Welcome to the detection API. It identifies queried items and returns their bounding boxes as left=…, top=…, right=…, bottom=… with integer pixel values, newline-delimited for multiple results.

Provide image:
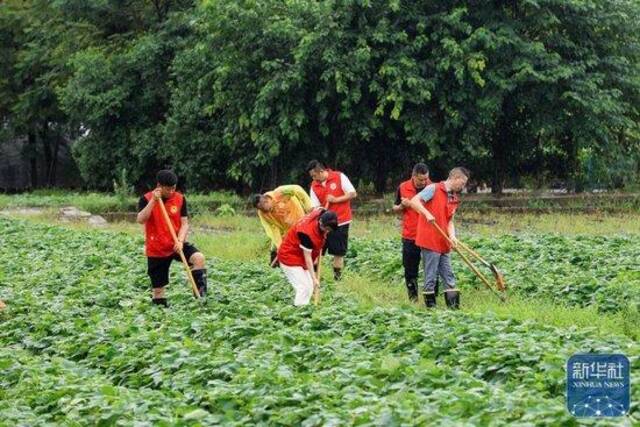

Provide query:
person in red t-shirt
left=409, top=167, right=469, bottom=309
left=306, top=160, right=357, bottom=281
left=392, top=163, right=431, bottom=302
left=277, top=209, right=338, bottom=306
left=136, top=170, right=208, bottom=307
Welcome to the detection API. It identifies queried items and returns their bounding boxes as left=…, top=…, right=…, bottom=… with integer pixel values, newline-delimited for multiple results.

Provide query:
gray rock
left=88, top=215, right=108, bottom=227
left=59, top=206, right=92, bottom=220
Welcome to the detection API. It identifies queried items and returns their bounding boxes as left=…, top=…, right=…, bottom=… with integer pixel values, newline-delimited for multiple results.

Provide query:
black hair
left=319, top=210, right=338, bottom=232
left=412, top=163, right=429, bottom=176
left=249, top=194, right=263, bottom=208
left=306, top=159, right=326, bottom=173
left=156, top=170, right=178, bottom=186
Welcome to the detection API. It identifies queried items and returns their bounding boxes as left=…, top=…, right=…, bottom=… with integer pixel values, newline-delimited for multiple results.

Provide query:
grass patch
left=459, top=211, right=640, bottom=235
left=0, top=190, right=246, bottom=215
left=337, top=272, right=639, bottom=341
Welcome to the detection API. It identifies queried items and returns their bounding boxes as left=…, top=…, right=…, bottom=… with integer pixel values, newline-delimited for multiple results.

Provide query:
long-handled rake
left=157, top=198, right=201, bottom=299
left=429, top=220, right=507, bottom=302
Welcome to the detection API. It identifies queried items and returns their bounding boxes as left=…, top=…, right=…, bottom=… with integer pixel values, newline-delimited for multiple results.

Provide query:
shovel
left=456, top=240, right=507, bottom=291
left=157, top=197, right=201, bottom=299
left=313, top=204, right=331, bottom=305
left=428, top=219, right=506, bottom=302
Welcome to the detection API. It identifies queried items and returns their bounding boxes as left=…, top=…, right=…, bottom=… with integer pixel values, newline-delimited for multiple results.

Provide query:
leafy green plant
left=347, top=234, right=640, bottom=314
left=215, top=204, right=236, bottom=217
left=0, top=218, right=638, bottom=425
left=113, top=168, right=134, bottom=210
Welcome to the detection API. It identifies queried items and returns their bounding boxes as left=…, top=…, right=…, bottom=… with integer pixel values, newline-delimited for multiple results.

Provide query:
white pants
left=280, top=264, right=314, bottom=306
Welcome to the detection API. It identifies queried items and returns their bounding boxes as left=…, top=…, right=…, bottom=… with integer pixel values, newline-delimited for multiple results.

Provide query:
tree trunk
left=49, top=135, right=61, bottom=186
left=491, top=99, right=514, bottom=195
left=563, top=134, right=582, bottom=193
left=490, top=133, right=507, bottom=195
left=27, top=132, right=38, bottom=189
left=268, top=154, right=279, bottom=189
left=328, top=127, right=339, bottom=167
left=41, top=123, right=53, bottom=187
left=373, top=134, right=387, bottom=194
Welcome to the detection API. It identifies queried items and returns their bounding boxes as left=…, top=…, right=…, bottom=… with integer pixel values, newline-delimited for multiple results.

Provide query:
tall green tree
left=59, top=1, right=196, bottom=189
left=0, top=0, right=94, bottom=187
left=3, top=0, right=639, bottom=192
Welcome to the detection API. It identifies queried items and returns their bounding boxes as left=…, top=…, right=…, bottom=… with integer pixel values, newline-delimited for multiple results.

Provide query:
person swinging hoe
left=137, top=170, right=208, bottom=307
left=410, top=167, right=469, bottom=309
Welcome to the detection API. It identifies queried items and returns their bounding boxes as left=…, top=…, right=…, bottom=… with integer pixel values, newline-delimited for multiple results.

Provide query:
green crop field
left=0, top=210, right=638, bottom=425
left=3, top=0, right=640, bottom=423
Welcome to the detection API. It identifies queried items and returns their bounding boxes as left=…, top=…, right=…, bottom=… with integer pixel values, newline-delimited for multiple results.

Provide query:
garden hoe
left=456, top=240, right=507, bottom=292
left=313, top=252, right=322, bottom=305
left=157, top=198, right=201, bottom=299
left=429, top=219, right=507, bottom=302
left=313, top=203, right=330, bottom=305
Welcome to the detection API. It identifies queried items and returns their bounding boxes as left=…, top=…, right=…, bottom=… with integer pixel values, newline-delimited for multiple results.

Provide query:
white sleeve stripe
left=340, top=173, right=356, bottom=193
left=310, top=188, right=321, bottom=207
left=299, top=244, right=313, bottom=252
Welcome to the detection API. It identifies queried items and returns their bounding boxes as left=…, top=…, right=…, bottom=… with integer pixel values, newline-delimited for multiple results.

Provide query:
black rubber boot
left=406, top=279, right=418, bottom=302
left=434, top=277, right=440, bottom=297
left=151, top=298, right=169, bottom=308
left=333, top=267, right=342, bottom=281
left=192, top=269, right=208, bottom=298
left=424, top=292, right=436, bottom=308
left=444, top=290, right=460, bottom=310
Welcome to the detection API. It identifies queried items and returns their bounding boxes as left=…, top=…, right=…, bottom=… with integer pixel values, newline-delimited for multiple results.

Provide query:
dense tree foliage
left=1, top=0, right=639, bottom=192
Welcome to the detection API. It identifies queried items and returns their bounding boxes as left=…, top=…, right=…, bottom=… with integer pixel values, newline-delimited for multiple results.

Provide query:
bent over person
left=137, top=170, right=208, bottom=307
left=251, top=185, right=313, bottom=265
left=277, top=209, right=338, bottom=306
left=410, top=167, right=469, bottom=309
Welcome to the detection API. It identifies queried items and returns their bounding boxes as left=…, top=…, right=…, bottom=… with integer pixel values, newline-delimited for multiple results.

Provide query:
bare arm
left=137, top=198, right=156, bottom=224
left=409, top=194, right=435, bottom=221
left=447, top=219, right=457, bottom=246
left=393, top=198, right=413, bottom=213
left=137, top=188, right=162, bottom=224
left=303, top=250, right=319, bottom=285
left=177, top=217, right=189, bottom=243
left=392, top=202, right=404, bottom=213
left=328, top=191, right=357, bottom=204
left=328, top=173, right=358, bottom=204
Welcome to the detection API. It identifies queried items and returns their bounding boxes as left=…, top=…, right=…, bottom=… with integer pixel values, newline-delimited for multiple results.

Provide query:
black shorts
left=324, top=223, right=350, bottom=256
left=147, top=242, right=199, bottom=288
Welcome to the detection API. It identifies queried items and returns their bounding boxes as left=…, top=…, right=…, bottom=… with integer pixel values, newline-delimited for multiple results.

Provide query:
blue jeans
left=421, top=249, right=456, bottom=294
